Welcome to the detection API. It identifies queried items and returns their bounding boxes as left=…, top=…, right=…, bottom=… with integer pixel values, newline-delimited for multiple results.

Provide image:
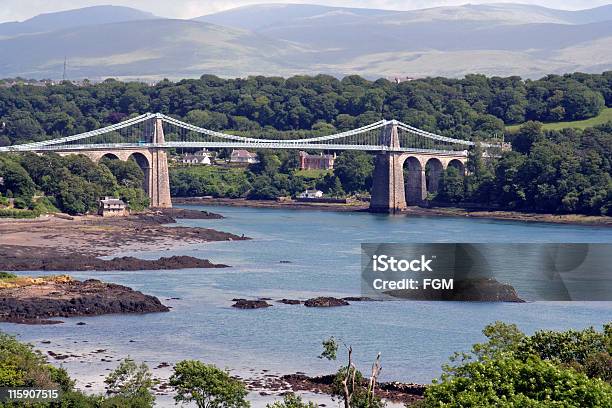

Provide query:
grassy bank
left=506, top=107, right=612, bottom=132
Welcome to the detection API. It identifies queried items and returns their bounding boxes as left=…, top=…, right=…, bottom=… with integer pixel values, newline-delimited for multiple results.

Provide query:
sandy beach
left=0, top=209, right=241, bottom=257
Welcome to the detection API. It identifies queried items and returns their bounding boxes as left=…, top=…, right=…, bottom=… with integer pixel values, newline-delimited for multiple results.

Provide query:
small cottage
left=181, top=150, right=212, bottom=165
left=98, top=197, right=128, bottom=217
left=230, top=149, right=259, bottom=164
left=298, top=189, right=324, bottom=199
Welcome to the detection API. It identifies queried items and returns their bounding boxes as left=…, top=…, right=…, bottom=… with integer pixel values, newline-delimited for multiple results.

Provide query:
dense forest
left=1, top=72, right=611, bottom=147
left=0, top=72, right=611, bottom=216
left=170, top=119, right=611, bottom=216
left=0, top=153, right=148, bottom=215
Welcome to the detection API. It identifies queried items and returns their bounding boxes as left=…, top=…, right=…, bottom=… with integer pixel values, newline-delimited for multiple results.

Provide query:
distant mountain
left=195, top=3, right=393, bottom=31
left=0, top=19, right=302, bottom=79
left=1, top=3, right=612, bottom=80
left=0, top=5, right=156, bottom=38
left=196, top=3, right=612, bottom=29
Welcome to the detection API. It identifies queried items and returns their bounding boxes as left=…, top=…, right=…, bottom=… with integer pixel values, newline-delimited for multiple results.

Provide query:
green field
left=294, top=169, right=332, bottom=178
left=506, top=107, right=612, bottom=132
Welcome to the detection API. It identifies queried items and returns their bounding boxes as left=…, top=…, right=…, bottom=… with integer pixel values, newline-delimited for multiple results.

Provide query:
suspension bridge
left=0, top=113, right=502, bottom=212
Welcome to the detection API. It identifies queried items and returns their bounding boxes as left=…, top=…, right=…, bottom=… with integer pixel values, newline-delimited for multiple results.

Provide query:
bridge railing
left=0, top=113, right=502, bottom=154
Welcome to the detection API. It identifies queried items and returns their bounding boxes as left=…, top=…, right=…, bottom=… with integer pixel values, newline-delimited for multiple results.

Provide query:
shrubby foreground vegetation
left=1, top=322, right=610, bottom=407
left=421, top=322, right=612, bottom=407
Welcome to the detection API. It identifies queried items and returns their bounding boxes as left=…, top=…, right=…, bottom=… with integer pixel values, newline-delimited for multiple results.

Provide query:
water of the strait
left=2, top=205, right=611, bottom=405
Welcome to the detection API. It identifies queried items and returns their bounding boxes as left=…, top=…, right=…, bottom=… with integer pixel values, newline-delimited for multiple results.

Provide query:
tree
left=247, top=175, right=279, bottom=200
left=424, top=322, right=612, bottom=407
left=64, top=154, right=117, bottom=194
left=117, top=187, right=149, bottom=211
left=104, top=358, right=155, bottom=407
left=437, top=167, right=464, bottom=204
left=1, top=110, right=45, bottom=144
left=56, top=175, right=102, bottom=215
left=494, top=152, right=527, bottom=209
left=424, top=355, right=612, bottom=407
left=266, top=393, right=318, bottom=408
left=317, top=174, right=345, bottom=197
left=249, top=151, right=281, bottom=175
left=0, top=330, right=156, bottom=407
left=319, top=337, right=384, bottom=408
left=101, top=158, right=144, bottom=188
left=0, top=156, right=37, bottom=201
left=511, top=121, right=543, bottom=154
left=169, top=360, right=250, bottom=408
left=334, top=151, right=374, bottom=193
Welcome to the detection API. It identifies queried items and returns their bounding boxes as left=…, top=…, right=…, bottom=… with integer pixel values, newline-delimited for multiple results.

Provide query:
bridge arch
left=99, top=152, right=121, bottom=162
left=128, top=152, right=151, bottom=169
left=403, top=156, right=425, bottom=205
left=127, top=152, right=152, bottom=196
left=447, top=159, right=466, bottom=175
left=425, top=158, right=444, bottom=194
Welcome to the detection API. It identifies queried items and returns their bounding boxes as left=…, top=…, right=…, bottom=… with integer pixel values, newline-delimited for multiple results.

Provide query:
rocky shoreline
left=0, top=251, right=229, bottom=272
left=0, top=208, right=247, bottom=271
left=175, top=197, right=612, bottom=226
left=173, top=197, right=369, bottom=212
left=0, top=208, right=240, bottom=323
left=0, top=275, right=169, bottom=324
left=244, top=373, right=426, bottom=405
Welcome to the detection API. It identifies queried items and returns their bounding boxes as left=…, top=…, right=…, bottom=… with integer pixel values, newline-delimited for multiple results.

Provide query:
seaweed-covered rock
left=304, top=297, right=349, bottom=307
left=232, top=299, right=272, bottom=309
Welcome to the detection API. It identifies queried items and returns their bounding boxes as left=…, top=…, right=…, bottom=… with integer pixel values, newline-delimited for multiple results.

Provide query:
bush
left=169, top=360, right=249, bottom=408
left=12, top=197, right=30, bottom=209
left=425, top=355, right=612, bottom=407
left=0, top=330, right=158, bottom=407
left=424, top=322, right=612, bottom=407
left=0, top=208, right=37, bottom=218
left=104, top=358, right=155, bottom=407
left=0, top=331, right=62, bottom=388
left=331, top=366, right=364, bottom=397
left=0, top=272, right=17, bottom=279
left=266, top=393, right=318, bottom=408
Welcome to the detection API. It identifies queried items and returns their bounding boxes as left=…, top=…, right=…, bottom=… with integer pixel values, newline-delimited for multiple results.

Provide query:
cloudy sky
left=1, top=0, right=610, bottom=23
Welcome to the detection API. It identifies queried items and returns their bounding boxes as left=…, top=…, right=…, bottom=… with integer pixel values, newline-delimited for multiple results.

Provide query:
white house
left=181, top=150, right=212, bottom=165
left=298, top=189, right=324, bottom=199
left=230, top=149, right=259, bottom=164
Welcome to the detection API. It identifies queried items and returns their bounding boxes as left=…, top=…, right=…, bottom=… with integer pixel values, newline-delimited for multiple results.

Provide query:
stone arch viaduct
left=0, top=113, right=494, bottom=213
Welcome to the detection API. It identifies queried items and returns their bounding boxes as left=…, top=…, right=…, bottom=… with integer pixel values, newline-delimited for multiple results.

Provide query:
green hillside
left=506, top=107, right=612, bottom=132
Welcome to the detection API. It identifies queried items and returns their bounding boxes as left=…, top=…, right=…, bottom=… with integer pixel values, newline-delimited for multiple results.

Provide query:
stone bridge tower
left=368, top=121, right=468, bottom=213
left=370, top=121, right=408, bottom=213
left=149, top=116, right=172, bottom=208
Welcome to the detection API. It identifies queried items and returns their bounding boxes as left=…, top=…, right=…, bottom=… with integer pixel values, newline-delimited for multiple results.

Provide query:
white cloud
left=0, top=0, right=610, bottom=23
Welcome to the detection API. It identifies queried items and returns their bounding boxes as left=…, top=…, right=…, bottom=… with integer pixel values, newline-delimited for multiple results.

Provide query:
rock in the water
left=278, top=299, right=302, bottom=305
left=0, top=276, right=169, bottom=324
left=385, top=278, right=524, bottom=302
left=232, top=299, right=272, bottom=309
left=304, top=297, right=349, bottom=307
left=342, top=296, right=375, bottom=302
